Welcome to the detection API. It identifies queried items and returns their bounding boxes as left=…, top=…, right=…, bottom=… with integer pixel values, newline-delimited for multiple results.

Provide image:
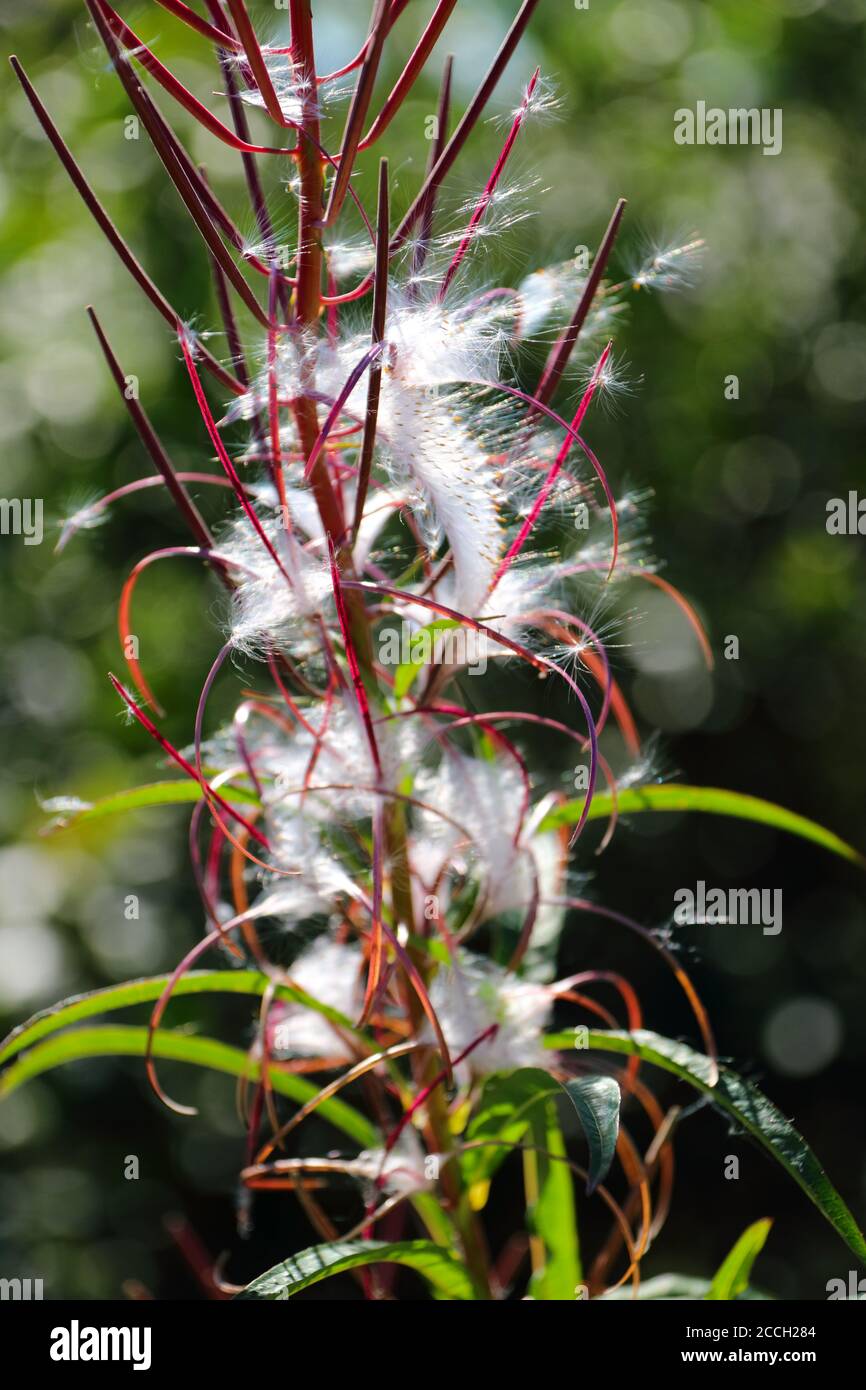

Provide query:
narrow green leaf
left=462, top=1068, right=619, bottom=1210
left=538, top=784, right=864, bottom=867
left=237, top=1238, right=474, bottom=1300
left=461, top=1068, right=560, bottom=1191
left=45, top=779, right=259, bottom=830
left=544, top=1029, right=866, bottom=1266
left=601, top=1274, right=772, bottom=1301
left=707, top=1218, right=773, bottom=1300
left=0, top=970, right=357, bottom=1067
left=525, top=1100, right=582, bottom=1299
left=411, top=1193, right=456, bottom=1249
left=0, top=1025, right=377, bottom=1146
left=392, top=619, right=461, bottom=699
left=560, top=1075, right=621, bottom=1193
left=0, top=1018, right=453, bottom=1251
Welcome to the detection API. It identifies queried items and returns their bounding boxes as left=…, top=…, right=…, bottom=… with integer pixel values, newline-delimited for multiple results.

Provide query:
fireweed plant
left=4, top=0, right=866, bottom=1302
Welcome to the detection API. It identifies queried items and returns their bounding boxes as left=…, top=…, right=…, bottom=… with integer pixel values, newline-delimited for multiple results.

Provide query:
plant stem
left=290, top=0, right=344, bottom=542
left=387, top=802, right=493, bottom=1298
left=289, top=0, right=491, bottom=1297
left=290, top=0, right=324, bottom=325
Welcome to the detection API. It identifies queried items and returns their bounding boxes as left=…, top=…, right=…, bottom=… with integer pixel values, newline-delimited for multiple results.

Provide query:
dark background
left=1, top=0, right=865, bottom=1299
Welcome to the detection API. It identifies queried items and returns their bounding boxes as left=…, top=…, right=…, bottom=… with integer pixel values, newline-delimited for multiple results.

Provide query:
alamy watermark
left=0, top=497, right=43, bottom=545
left=674, top=102, right=782, bottom=157
left=826, top=492, right=866, bottom=534
left=378, top=622, right=487, bottom=676
left=50, top=1321, right=152, bottom=1371
left=1, top=1276, right=43, bottom=1299
left=673, top=881, right=782, bottom=936
left=826, top=1271, right=866, bottom=1299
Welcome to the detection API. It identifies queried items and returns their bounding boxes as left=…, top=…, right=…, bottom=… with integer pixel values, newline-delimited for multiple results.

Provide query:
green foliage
left=544, top=1029, right=866, bottom=1268
left=237, top=1239, right=474, bottom=1301
left=0, top=969, right=357, bottom=1066
left=707, top=1219, right=773, bottom=1301
left=524, top=1100, right=582, bottom=1299
left=44, top=779, right=259, bottom=830
left=0, top=1025, right=377, bottom=1146
left=541, top=784, right=864, bottom=867
left=560, top=1075, right=621, bottom=1194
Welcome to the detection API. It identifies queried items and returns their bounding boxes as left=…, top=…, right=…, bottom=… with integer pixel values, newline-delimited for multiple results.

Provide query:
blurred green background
left=1, top=0, right=866, bottom=1299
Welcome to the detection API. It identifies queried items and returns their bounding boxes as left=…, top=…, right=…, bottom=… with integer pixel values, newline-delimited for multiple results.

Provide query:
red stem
left=535, top=198, right=627, bottom=406
left=357, top=0, right=458, bottom=152
left=411, top=53, right=453, bottom=283
left=154, top=0, right=240, bottom=50
left=86, top=309, right=215, bottom=554
left=108, top=675, right=269, bottom=848
left=325, top=0, right=391, bottom=225
left=352, top=160, right=390, bottom=542
left=437, top=67, right=540, bottom=301
left=87, top=0, right=271, bottom=329
left=8, top=56, right=243, bottom=397
left=289, top=0, right=345, bottom=543
left=225, top=0, right=286, bottom=128
left=95, top=0, right=297, bottom=154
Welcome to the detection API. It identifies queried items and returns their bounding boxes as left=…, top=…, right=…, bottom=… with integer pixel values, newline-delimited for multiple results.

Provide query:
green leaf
left=707, top=1218, right=773, bottom=1300
left=0, top=1015, right=454, bottom=1251
left=538, top=784, right=864, bottom=867
left=545, top=1028, right=866, bottom=1267
left=524, top=1100, right=582, bottom=1299
left=0, top=1025, right=377, bottom=1146
left=392, top=619, right=462, bottom=699
left=601, top=1274, right=772, bottom=1301
left=561, top=1075, right=621, bottom=1193
left=237, top=1239, right=474, bottom=1300
left=462, top=1068, right=560, bottom=1192
left=462, top=1068, right=619, bottom=1202
left=45, top=779, right=259, bottom=830
left=0, top=970, right=357, bottom=1068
